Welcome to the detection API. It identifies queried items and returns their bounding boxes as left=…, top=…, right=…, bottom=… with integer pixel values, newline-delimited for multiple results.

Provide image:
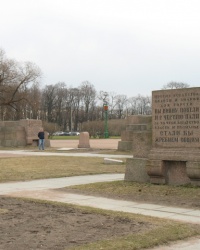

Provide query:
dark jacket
left=38, top=131, right=45, bottom=139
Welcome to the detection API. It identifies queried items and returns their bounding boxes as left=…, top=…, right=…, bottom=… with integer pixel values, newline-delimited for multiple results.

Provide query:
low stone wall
left=0, top=119, right=50, bottom=147
left=118, top=115, right=152, bottom=153
left=125, top=158, right=150, bottom=183
left=19, top=119, right=42, bottom=145
left=0, top=126, right=26, bottom=147
left=120, top=115, right=152, bottom=184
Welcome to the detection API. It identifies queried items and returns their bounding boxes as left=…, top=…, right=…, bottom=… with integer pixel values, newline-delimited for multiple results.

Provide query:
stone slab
left=78, top=132, right=90, bottom=148
left=104, top=158, right=123, bottom=164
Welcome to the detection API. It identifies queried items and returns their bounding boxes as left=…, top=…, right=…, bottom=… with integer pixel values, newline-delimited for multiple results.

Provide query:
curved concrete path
left=0, top=149, right=132, bottom=159
left=1, top=174, right=200, bottom=250
left=0, top=174, right=124, bottom=195
left=0, top=142, right=199, bottom=249
left=2, top=174, right=199, bottom=225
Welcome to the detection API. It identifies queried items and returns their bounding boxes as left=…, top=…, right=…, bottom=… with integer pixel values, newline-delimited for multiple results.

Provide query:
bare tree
left=0, top=48, right=42, bottom=112
left=42, top=85, right=57, bottom=122
left=54, top=82, right=68, bottom=127
left=107, top=92, right=118, bottom=119
left=136, top=95, right=151, bottom=115
left=67, top=87, right=81, bottom=131
left=97, top=91, right=109, bottom=119
left=127, top=95, right=151, bottom=115
left=26, top=83, right=42, bottom=119
left=162, top=81, right=190, bottom=89
left=114, top=95, right=128, bottom=119
left=98, top=91, right=109, bottom=104
left=127, top=96, right=138, bottom=115
left=80, top=81, right=96, bottom=121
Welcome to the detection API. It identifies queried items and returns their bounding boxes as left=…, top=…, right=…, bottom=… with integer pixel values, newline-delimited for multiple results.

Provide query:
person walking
left=38, top=129, right=45, bottom=150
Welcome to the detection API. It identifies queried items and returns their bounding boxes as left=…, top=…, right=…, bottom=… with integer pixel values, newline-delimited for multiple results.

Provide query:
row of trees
left=33, top=81, right=152, bottom=132
left=0, top=48, right=190, bottom=133
left=0, top=48, right=152, bottom=132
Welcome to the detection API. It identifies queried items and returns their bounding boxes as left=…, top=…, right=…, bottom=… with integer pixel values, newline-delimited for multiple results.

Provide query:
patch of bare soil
left=0, top=196, right=151, bottom=250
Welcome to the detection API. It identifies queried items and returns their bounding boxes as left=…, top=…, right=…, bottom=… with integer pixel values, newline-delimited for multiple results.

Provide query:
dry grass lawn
left=0, top=156, right=125, bottom=182
left=0, top=154, right=200, bottom=249
left=61, top=181, right=200, bottom=209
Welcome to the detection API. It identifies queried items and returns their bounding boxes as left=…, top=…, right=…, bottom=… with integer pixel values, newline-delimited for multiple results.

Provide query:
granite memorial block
left=147, top=87, right=200, bottom=186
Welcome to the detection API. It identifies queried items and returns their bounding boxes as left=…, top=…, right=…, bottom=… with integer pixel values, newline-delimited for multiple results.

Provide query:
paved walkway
left=1, top=174, right=200, bottom=250
left=0, top=138, right=124, bottom=158
left=0, top=149, right=132, bottom=159
left=0, top=174, right=124, bottom=195
left=2, top=174, right=199, bottom=225
left=0, top=142, right=200, bottom=249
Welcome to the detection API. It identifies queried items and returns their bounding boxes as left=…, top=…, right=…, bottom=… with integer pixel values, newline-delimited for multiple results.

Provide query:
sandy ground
left=50, top=138, right=121, bottom=149
left=0, top=139, right=121, bottom=158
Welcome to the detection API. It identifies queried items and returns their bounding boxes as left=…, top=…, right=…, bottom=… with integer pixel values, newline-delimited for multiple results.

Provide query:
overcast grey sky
left=1, top=0, right=200, bottom=97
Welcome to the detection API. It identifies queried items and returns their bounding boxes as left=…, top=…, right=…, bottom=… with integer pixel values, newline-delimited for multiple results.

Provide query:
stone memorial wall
left=147, top=87, right=200, bottom=186
left=0, top=119, right=50, bottom=147
left=152, top=88, right=200, bottom=147
left=118, top=88, right=200, bottom=186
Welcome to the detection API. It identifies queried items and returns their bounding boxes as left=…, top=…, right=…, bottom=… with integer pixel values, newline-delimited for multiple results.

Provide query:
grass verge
left=52, top=201, right=200, bottom=250
left=70, top=224, right=200, bottom=250
left=0, top=156, right=125, bottom=182
left=1, top=154, right=199, bottom=249
left=60, top=180, right=200, bottom=209
left=64, top=180, right=200, bottom=198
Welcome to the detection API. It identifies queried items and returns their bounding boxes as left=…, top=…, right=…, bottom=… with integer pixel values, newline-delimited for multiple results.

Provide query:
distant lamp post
left=103, top=104, right=109, bottom=138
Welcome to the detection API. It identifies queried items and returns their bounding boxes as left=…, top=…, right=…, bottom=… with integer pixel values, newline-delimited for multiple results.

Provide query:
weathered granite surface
left=0, top=119, right=50, bottom=147
left=124, top=88, right=200, bottom=186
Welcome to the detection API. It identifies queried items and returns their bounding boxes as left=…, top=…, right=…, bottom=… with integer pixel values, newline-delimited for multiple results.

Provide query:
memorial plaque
left=152, top=87, right=200, bottom=148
